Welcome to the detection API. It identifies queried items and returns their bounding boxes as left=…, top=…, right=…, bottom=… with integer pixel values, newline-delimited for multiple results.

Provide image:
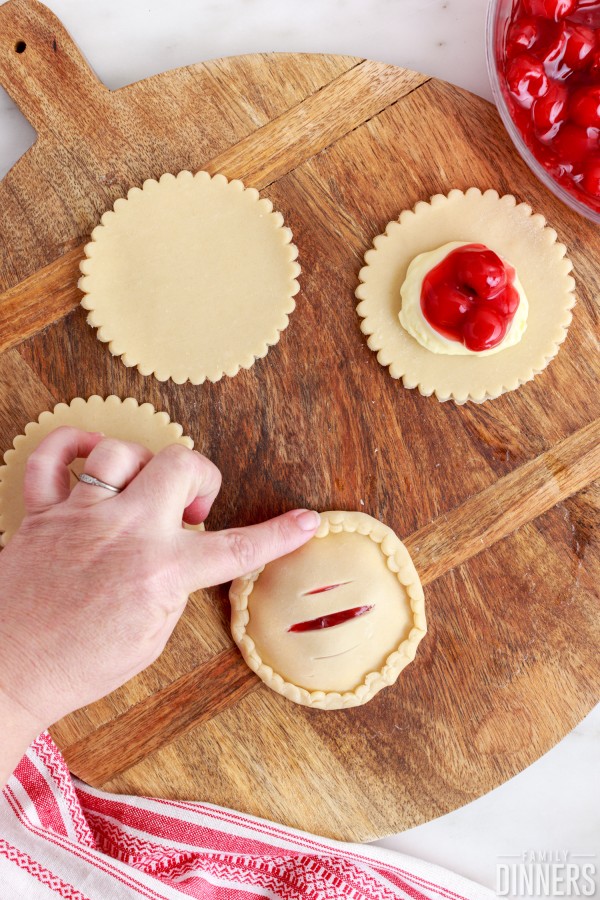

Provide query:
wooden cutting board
left=0, top=0, right=599, bottom=842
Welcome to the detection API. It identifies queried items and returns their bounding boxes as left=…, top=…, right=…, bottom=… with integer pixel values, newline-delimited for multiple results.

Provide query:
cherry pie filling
left=501, top=0, right=600, bottom=213
left=420, top=243, right=521, bottom=352
left=289, top=605, right=374, bottom=632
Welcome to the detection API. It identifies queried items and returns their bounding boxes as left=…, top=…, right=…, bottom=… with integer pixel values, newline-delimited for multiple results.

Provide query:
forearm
left=0, top=689, right=42, bottom=790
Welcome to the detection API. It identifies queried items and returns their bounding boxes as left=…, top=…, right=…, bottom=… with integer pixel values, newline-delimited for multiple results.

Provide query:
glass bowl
left=486, top=0, right=600, bottom=225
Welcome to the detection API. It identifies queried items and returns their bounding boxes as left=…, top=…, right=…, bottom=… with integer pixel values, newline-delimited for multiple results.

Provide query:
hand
left=0, top=427, right=319, bottom=781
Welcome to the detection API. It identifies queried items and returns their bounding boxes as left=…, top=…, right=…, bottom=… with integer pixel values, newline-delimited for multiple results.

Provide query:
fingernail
left=294, top=509, right=321, bottom=531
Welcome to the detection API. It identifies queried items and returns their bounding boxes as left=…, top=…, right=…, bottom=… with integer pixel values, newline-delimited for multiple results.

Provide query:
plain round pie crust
left=0, top=396, right=194, bottom=545
left=230, top=510, right=426, bottom=710
left=79, top=170, right=300, bottom=385
left=355, top=188, right=576, bottom=403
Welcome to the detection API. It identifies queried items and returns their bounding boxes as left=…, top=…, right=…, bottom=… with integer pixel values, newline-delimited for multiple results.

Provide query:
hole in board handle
left=15, top=41, right=27, bottom=54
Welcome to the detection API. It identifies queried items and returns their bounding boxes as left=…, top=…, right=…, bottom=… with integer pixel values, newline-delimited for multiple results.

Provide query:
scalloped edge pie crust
left=79, top=170, right=301, bottom=385
left=230, top=510, right=426, bottom=710
left=355, top=188, right=576, bottom=404
left=0, top=396, right=194, bottom=545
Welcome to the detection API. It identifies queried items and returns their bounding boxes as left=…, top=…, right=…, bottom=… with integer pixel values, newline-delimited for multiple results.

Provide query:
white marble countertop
left=0, top=0, right=598, bottom=893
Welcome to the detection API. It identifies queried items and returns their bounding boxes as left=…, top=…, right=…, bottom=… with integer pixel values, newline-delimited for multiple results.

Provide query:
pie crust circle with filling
left=355, top=188, right=576, bottom=403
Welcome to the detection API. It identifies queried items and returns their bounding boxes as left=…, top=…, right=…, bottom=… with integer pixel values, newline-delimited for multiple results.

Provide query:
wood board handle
left=0, top=0, right=108, bottom=135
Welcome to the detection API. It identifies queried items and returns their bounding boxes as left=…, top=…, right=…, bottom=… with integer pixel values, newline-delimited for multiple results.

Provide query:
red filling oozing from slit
left=289, top=605, right=373, bottom=633
left=304, top=582, right=351, bottom=595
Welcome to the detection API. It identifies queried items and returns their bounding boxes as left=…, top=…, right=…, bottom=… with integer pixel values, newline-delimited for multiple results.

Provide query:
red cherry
left=494, top=284, right=521, bottom=317
left=532, top=81, right=569, bottom=137
left=507, top=17, right=549, bottom=56
left=422, top=284, right=471, bottom=330
left=552, top=122, right=600, bottom=167
left=454, top=247, right=507, bottom=299
left=462, top=308, right=507, bottom=353
left=570, top=85, right=600, bottom=128
left=538, top=23, right=595, bottom=79
left=506, top=54, right=549, bottom=108
left=589, top=46, right=600, bottom=79
left=537, top=24, right=569, bottom=78
left=562, top=24, right=596, bottom=69
left=522, top=0, right=578, bottom=20
left=581, top=154, right=600, bottom=198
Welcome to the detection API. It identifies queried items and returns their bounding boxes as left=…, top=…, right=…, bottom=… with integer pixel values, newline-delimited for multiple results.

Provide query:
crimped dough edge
left=79, top=170, right=301, bottom=385
left=0, top=395, right=193, bottom=546
left=229, top=510, right=426, bottom=710
left=355, top=187, right=576, bottom=404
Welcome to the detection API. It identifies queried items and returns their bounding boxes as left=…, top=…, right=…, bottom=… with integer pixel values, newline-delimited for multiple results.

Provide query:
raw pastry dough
left=356, top=188, right=576, bottom=403
left=230, top=511, right=426, bottom=710
left=79, top=171, right=300, bottom=384
left=0, top=396, right=194, bottom=545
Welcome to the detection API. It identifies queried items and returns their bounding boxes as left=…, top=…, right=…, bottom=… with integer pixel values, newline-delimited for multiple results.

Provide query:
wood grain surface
left=0, top=0, right=598, bottom=842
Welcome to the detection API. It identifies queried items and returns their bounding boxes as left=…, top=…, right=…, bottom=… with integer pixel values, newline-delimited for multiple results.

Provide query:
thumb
left=178, top=509, right=321, bottom=590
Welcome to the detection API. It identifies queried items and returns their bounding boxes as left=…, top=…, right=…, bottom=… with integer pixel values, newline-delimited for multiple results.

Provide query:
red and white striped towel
left=0, top=733, right=492, bottom=899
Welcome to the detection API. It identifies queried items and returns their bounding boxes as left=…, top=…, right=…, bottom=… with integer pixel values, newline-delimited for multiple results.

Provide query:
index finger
left=24, top=427, right=104, bottom=514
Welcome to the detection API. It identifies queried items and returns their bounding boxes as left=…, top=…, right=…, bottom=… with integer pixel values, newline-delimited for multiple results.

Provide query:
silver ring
left=77, top=473, right=122, bottom=494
